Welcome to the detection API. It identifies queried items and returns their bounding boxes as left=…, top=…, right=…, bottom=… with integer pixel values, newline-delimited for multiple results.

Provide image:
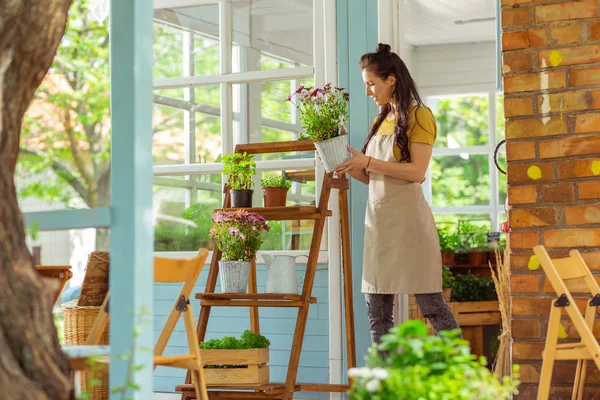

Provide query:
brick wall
left=501, top=0, right=600, bottom=398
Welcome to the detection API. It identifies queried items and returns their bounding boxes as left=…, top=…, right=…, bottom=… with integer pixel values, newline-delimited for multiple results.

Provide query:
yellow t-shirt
left=374, top=105, right=437, bottom=161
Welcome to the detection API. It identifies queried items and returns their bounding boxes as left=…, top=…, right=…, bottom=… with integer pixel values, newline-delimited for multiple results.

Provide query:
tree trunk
left=0, top=1, right=74, bottom=399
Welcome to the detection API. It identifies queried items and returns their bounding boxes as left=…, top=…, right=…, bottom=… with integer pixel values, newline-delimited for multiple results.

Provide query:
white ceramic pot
left=263, top=254, right=303, bottom=294
left=219, top=260, right=251, bottom=293
left=313, top=134, right=350, bottom=173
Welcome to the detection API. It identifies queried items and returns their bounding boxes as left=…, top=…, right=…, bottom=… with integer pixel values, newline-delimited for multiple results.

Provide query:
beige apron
left=362, top=134, right=442, bottom=294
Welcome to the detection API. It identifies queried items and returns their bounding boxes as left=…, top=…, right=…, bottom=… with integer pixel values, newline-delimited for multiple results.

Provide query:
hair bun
left=375, top=43, right=391, bottom=55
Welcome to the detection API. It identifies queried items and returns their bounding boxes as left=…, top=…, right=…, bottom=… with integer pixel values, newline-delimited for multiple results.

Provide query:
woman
left=335, top=43, right=460, bottom=345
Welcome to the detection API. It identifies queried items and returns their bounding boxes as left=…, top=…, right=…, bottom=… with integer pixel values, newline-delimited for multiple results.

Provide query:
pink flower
left=285, top=93, right=294, bottom=102
left=295, top=85, right=306, bottom=94
left=239, top=233, right=246, bottom=240
left=229, top=227, right=240, bottom=237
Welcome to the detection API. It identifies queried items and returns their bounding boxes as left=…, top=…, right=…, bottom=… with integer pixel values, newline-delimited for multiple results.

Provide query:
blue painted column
left=337, top=0, right=379, bottom=373
left=109, top=1, right=154, bottom=398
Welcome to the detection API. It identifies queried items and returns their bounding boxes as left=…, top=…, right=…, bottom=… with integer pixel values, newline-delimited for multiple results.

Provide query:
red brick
left=582, top=251, right=600, bottom=270
left=512, top=297, right=553, bottom=317
left=513, top=341, right=545, bottom=360
left=544, top=228, right=600, bottom=247
left=502, top=53, right=533, bottom=74
left=510, top=207, right=558, bottom=227
left=539, top=134, right=600, bottom=159
left=539, top=45, right=600, bottom=67
left=505, top=71, right=566, bottom=94
left=557, top=158, right=600, bottom=179
left=549, top=25, right=581, bottom=45
left=575, top=113, right=600, bottom=133
left=511, top=274, right=540, bottom=292
left=506, top=140, right=536, bottom=161
left=512, top=319, right=541, bottom=339
left=508, top=162, right=554, bottom=183
left=579, top=181, right=600, bottom=199
left=510, top=252, right=537, bottom=271
left=571, top=67, right=600, bottom=86
left=502, top=8, right=533, bottom=29
left=541, top=183, right=574, bottom=203
left=535, top=1, right=598, bottom=23
left=519, top=362, right=600, bottom=385
left=510, top=230, right=540, bottom=248
left=508, top=185, right=538, bottom=204
left=543, top=273, right=600, bottom=293
left=565, top=204, right=600, bottom=225
left=538, top=90, right=600, bottom=113
left=504, top=97, right=534, bottom=117
left=554, top=320, right=600, bottom=343
left=591, top=22, right=600, bottom=41
left=506, top=118, right=567, bottom=139
left=502, top=32, right=531, bottom=51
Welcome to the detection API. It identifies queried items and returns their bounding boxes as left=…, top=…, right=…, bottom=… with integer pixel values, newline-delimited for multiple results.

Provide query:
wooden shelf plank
left=176, top=382, right=349, bottom=395
left=235, top=140, right=315, bottom=155
left=196, top=293, right=313, bottom=301
left=195, top=293, right=317, bottom=308
left=214, top=206, right=330, bottom=221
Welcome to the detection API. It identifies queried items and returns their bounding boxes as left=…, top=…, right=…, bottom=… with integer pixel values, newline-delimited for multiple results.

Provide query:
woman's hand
left=335, top=145, right=369, bottom=173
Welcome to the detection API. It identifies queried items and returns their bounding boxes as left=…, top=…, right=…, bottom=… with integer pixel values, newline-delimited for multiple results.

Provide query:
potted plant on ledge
left=437, top=226, right=459, bottom=266
left=210, top=210, right=270, bottom=293
left=223, top=152, right=256, bottom=208
left=261, top=175, right=292, bottom=207
left=286, top=83, right=350, bottom=173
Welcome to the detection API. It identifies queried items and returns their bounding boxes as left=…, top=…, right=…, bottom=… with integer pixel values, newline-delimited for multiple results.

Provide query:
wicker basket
left=63, top=300, right=109, bottom=400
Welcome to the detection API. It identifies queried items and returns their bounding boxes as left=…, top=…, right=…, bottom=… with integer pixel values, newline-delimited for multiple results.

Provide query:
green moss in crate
left=449, top=272, right=497, bottom=302
left=200, top=330, right=270, bottom=350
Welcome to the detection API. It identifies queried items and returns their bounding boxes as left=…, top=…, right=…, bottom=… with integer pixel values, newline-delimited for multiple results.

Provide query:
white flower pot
left=219, top=260, right=251, bottom=293
left=313, top=134, right=350, bottom=173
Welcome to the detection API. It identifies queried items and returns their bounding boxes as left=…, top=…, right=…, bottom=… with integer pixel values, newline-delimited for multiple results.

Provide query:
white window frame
left=151, top=0, right=337, bottom=259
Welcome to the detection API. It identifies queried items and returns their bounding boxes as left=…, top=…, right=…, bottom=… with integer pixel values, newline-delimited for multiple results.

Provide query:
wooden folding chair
left=85, top=249, right=209, bottom=400
left=534, top=245, right=600, bottom=400
left=35, top=265, right=73, bottom=304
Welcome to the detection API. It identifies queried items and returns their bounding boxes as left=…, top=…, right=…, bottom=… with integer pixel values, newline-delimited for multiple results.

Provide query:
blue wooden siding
left=152, top=263, right=330, bottom=399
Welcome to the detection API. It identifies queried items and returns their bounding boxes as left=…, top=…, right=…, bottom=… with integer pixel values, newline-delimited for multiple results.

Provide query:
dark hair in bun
left=359, top=43, right=426, bottom=163
left=375, top=43, right=391, bottom=55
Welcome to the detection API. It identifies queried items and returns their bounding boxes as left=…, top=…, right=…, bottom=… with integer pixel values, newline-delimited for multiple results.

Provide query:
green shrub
left=437, top=227, right=459, bottom=253
left=348, top=320, right=519, bottom=400
left=449, top=272, right=497, bottom=302
left=261, top=175, right=292, bottom=190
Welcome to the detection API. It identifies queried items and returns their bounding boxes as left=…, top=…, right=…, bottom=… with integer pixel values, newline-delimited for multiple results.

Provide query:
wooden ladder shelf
left=177, top=140, right=357, bottom=400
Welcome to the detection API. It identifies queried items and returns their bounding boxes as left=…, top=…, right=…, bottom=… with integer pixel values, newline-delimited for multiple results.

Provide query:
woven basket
left=63, top=300, right=109, bottom=400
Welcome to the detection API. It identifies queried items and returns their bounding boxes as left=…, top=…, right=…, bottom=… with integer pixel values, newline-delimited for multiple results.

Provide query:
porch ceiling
left=404, top=0, right=496, bottom=46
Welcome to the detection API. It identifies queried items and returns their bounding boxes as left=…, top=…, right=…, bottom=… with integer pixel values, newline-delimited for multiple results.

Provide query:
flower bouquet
left=210, top=210, right=270, bottom=293
left=286, top=83, right=350, bottom=173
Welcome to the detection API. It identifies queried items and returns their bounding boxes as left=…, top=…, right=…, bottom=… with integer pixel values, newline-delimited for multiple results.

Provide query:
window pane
left=262, top=80, right=292, bottom=122
left=431, top=155, right=490, bottom=207
left=154, top=5, right=220, bottom=78
left=232, top=0, right=313, bottom=72
left=153, top=104, right=185, bottom=165
left=497, top=152, right=507, bottom=206
left=496, top=93, right=505, bottom=143
left=429, top=94, right=489, bottom=148
left=153, top=174, right=221, bottom=252
left=195, top=112, right=221, bottom=163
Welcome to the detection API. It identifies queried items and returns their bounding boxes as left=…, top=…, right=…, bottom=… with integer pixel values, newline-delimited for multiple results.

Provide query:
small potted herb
left=222, top=152, right=256, bottom=208
left=286, top=83, right=350, bottom=173
left=468, top=226, right=491, bottom=266
left=209, top=210, right=270, bottom=293
left=437, top=226, right=459, bottom=266
left=261, top=175, right=292, bottom=207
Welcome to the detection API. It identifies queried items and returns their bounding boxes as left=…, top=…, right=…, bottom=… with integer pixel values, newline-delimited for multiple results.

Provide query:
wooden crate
left=201, top=348, right=269, bottom=386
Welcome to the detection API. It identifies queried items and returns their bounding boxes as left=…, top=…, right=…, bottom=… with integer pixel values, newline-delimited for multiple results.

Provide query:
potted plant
left=286, top=83, right=350, bottom=173
left=468, top=226, right=491, bottom=266
left=222, top=152, right=256, bottom=208
left=200, top=330, right=271, bottom=386
left=348, top=320, right=519, bottom=400
left=261, top=175, right=292, bottom=207
left=209, top=210, right=270, bottom=293
left=437, top=226, right=459, bottom=266
left=442, top=267, right=454, bottom=302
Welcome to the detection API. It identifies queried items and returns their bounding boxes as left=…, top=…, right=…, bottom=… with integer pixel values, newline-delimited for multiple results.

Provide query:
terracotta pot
left=441, top=252, right=455, bottom=266
left=231, top=189, right=253, bottom=208
left=263, top=188, right=288, bottom=207
left=467, top=251, right=489, bottom=266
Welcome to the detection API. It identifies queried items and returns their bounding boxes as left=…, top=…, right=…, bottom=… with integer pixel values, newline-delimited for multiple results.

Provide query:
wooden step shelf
left=196, top=293, right=317, bottom=307
left=181, top=141, right=356, bottom=400
left=214, top=206, right=331, bottom=221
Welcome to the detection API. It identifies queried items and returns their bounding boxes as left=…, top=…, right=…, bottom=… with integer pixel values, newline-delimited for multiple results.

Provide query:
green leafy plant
left=437, top=226, right=459, bottom=253
left=261, top=175, right=292, bottom=190
left=154, top=203, right=217, bottom=251
left=348, top=320, right=519, bottom=400
left=449, top=272, right=497, bottom=302
left=442, top=267, right=455, bottom=290
left=457, top=221, right=490, bottom=253
left=200, top=330, right=270, bottom=350
left=222, top=152, right=256, bottom=190
left=209, top=210, right=270, bottom=261
left=286, top=83, right=349, bottom=142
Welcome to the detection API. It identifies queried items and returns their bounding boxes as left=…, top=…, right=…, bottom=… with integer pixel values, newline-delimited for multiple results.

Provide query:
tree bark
left=0, top=1, right=74, bottom=399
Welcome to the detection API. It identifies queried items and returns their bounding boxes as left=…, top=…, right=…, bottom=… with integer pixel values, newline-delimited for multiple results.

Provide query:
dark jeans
left=365, top=292, right=461, bottom=345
